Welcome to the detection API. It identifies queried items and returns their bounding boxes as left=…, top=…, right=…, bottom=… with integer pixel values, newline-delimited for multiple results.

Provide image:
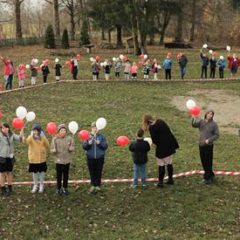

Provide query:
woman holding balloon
left=142, top=114, right=179, bottom=188
left=82, top=119, right=108, bottom=194
left=0, top=123, right=23, bottom=195
left=192, top=110, right=219, bottom=185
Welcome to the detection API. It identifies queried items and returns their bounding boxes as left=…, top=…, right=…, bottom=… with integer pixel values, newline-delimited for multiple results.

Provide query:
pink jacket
left=130, top=65, right=138, bottom=74
left=2, top=59, right=12, bottom=75
left=18, top=68, right=26, bottom=80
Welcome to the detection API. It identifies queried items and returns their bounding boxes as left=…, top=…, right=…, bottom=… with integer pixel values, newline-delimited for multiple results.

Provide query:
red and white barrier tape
left=12, top=170, right=240, bottom=186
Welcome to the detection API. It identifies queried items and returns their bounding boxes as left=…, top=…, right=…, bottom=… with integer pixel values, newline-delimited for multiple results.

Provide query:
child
left=82, top=122, right=108, bottom=194
left=200, top=49, right=209, bottom=79
left=91, top=60, right=100, bottom=81
left=163, top=54, right=172, bottom=80
left=103, top=59, right=112, bottom=80
left=209, top=53, right=217, bottom=79
left=114, top=59, right=122, bottom=79
left=217, top=56, right=226, bottom=78
left=177, top=53, right=188, bottom=79
left=54, top=58, right=62, bottom=81
left=1, top=56, right=11, bottom=89
left=23, top=123, right=49, bottom=193
left=17, top=64, right=26, bottom=88
left=30, top=59, right=38, bottom=85
left=50, top=124, right=75, bottom=195
left=151, top=58, right=159, bottom=80
left=129, top=128, right=150, bottom=189
left=41, top=61, right=50, bottom=84
left=123, top=59, right=131, bottom=80
left=227, top=53, right=240, bottom=78
left=142, top=59, right=150, bottom=80
left=71, top=56, right=78, bottom=80
left=130, top=62, right=138, bottom=80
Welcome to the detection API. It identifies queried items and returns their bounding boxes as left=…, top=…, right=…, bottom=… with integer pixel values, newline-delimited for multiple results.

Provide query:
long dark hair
left=1, top=123, right=12, bottom=135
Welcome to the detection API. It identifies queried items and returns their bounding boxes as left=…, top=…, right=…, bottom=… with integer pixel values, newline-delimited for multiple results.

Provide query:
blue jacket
left=217, top=59, right=226, bottom=70
left=82, top=133, right=108, bottom=159
left=163, top=59, right=172, bottom=70
left=200, top=53, right=209, bottom=67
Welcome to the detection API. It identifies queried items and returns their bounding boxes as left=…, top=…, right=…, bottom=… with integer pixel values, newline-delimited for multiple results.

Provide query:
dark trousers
left=158, top=164, right=173, bottom=182
left=165, top=69, right=171, bottom=79
left=219, top=69, right=224, bottom=78
left=72, top=66, right=78, bottom=80
left=115, top=72, right=120, bottom=78
left=43, top=75, right=48, bottom=83
left=201, top=66, right=207, bottom=78
left=56, top=163, right=70, bottom=189
left=6, top=74, right=13, bottom=90
left=199, top=145, right=214, bottom=180
left=210, top=68, right=215, bottom=78
left=87, top=157, right=104, bottom=187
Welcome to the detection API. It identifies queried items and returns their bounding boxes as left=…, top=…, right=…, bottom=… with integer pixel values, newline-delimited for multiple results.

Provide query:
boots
left=166, top=164, right=174, bottom=185
left=157, top=166, right=165, bottom=188
left=1, top=186, right=7, bottom=195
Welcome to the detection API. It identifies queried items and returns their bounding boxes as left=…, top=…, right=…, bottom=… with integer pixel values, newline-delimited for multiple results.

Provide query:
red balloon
left=0, top=111, right=3, bottom=118
left=12, top=118, right=24, bottom=129
left=116, top=136, right=130, bottom=146
left=78, top=130, right=90, bottom=140
left=189, top=106, right=201, bottom=116
left=46, top=122, right=57, bottom=135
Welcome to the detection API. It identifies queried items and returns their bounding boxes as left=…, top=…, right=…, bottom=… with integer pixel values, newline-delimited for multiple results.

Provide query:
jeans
left=56, top=163, right=70, bottom=189
left=87, top=157, right=104, bottom=187
left=5, top=74, right=13, bottom=90
left=199, top=145, right=215, bottom=180
left=210, top=68, right=215, bottom=78
left=180, top=66, right=186, bottom=79
left=133, top=163, right=146, bottom=186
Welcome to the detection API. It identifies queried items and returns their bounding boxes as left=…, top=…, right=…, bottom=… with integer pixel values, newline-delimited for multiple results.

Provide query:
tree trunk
left=108, top=29, right=111, bottom=43
left=149, top=33, right=155, bottom=45
left=70, top=10, right=75, bottom=40
left=175, top=1, right=184, bottom=42
left=101, top=28, right=106, bottom=40
left=15, top=0, right=22, bottom=39
left=116, top=24, right=123, bottom=46
left=53, top=0, right=60, bottom=37
left=159, top=12, right=171, bottom=45
left=190, top=0, right=196, bottom=41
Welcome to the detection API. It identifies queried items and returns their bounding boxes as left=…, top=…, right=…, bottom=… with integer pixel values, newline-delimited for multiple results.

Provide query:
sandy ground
left=171, top=89, right=240, bottom=135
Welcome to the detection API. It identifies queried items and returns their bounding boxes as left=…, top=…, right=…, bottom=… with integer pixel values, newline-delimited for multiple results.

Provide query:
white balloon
left=143, top=54, right=148, bottom=60
left=209, top=50, right=213, bottom=54
left=96, top=117, right=107, bottom=130
left=186, top=99, right=196, bottom=109
left=16, top=106, right=27, bottom=119
left=90, top=57, right=95, bottom=62
left=25, top=64, right=30, bottom=69
left=202, top=44, right=208, bottom=49
left=226, top=45, right=231, bottom=51
left=119, top=54, right=124, bottom=60
left=144, top=137, right=152, bottom=146
left=68, top=121, right=79, bottom=135
left=55, top=58, right=59, bottom=63
left=100, top=62, right=104, bottom=67
left=26, top=111, right=36, bottom=122
left=157, top=65, right=161, bottom=69
left=112, top=57, right=116, bottom=61
left=34, top=59, right=39, bottom=64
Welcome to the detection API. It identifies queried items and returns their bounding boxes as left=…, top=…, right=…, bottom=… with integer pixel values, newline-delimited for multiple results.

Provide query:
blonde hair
left=142, top=114, right=155, bottom=131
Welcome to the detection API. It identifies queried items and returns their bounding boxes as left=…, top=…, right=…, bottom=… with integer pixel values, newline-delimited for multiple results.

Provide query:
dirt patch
left=171, top=89, right=240, bottom=135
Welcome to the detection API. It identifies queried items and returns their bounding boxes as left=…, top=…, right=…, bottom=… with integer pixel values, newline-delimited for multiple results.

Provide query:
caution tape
left=12, top=170, right=240, bottom=186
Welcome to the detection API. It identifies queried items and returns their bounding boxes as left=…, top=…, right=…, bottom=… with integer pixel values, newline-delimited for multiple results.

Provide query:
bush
left=79, top=19, right=90, bottom=46
left=62, top=28, right=70, bottom=49
left=44, top=25, right=55, bottom=49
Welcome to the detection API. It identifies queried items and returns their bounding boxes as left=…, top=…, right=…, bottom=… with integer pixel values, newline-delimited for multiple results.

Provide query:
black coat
left=55, top=64, right=62, bottom=76
left=129, top=139, right=150, bottom=164
left=149, top=119, right=179, bottom=159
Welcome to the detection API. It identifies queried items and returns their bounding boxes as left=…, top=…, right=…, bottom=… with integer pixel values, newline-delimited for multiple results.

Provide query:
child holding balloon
left=129, top=128, right=150, bottom=189
left=23, top=123, right=49, bottom=193
left=54, top=58, right=62, bottom=81
left=82, top=121, right=108, bottom=194
left=50, top=124, right=75, bottom=195
left=17, top=64, right=26, bottom=88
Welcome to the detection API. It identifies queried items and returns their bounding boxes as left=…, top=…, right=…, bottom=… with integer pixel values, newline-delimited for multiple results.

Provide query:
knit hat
left=91, top=122, right=96, bottom=128
left=58, top=124, right=67, bottom=132
left=32, top=123, right=42, bottom=132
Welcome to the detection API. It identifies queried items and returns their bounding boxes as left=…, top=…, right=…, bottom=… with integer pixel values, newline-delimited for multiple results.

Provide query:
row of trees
left=0, top=0, right=240, bottom=53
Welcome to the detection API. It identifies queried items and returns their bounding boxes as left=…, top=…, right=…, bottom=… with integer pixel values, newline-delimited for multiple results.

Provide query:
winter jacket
left=42, top=65, right=50, bottom=76
left=130, top=65, right=138, bottom=74
left=217, top=59, right=226, bottom=70
left=210, top=58, right=217, bottom=69
left=25, top=135, right=49, bottom=163
left=143, top=64, right=150, bottom=74
left=124, top=62, right=131, bottom=73
left=114, top=62, right=122, bottom=73
left=200, top=53, right=209, bottom=67
left=129, top=138, right=150, bottom=164
left=227, top=56, right=240, bottom=70
left=55, top=64, right=62, bottom=76
left=149, top=119, right=179, bottom=159
left=151, top=63, right=158, bottom=73
left=18, top=68, right=26, bottom=80
left=2, top=59, right=11, bottom=75
left=178, top=55, right=188, bottom=68
left=50, top=135, right=75, bottom=164
left=163, top=59, right=172, bottom=70
left=104, top=64, right=111, bottom=74
left=83, top=133, right=108, bottom=159
left=30, top=65, right=38, bottom=77
left=192, top=117, right=219, bottom=146
left=0, top=132, right=21, bottom=158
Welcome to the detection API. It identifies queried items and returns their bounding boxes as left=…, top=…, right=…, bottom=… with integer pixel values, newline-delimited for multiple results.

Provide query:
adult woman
left=0, top=123, right=23, bottom=195
left=192, top=110, right=219, bottom=184
left=82, top=122, right=108, bottom=194
left=142, top=114, right=179, bottom=188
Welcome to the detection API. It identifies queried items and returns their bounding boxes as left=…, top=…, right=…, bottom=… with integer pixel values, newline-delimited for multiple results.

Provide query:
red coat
left=2, top=58, right=12, bottom=75
left=227, top=56, right=240, bottom=70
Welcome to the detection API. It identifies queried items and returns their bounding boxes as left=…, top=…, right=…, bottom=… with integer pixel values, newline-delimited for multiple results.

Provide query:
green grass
left=1, top=81, right=240, bottom=239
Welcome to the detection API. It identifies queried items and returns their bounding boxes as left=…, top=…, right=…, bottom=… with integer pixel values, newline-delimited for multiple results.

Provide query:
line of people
left=0, top=110, right=219, bottom=196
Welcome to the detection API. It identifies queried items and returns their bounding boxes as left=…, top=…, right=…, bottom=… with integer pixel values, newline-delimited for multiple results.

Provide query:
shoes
left=142, top=184, right=147, bottom=189
left=31, top=185, right=38, bottom=193
left=56, top=189, right=62, bottom=195
left=62, top=188, right=69, bottom=195
left=166, top=179, right=174, bottom=185
left=95, top=186, right=101, bottom=192
left=89, top=186, right=96, bottom=194
left=131, top=184, right=138, bottom=190
left=39, top=185, right=44, bottom=193
left=201, top=179, right=213, bottom=185
left=157, top=182, right=164, bottom=188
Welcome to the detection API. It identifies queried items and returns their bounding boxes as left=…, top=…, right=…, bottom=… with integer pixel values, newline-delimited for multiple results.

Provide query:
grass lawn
left=0, top=80, right=240, bottom=239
